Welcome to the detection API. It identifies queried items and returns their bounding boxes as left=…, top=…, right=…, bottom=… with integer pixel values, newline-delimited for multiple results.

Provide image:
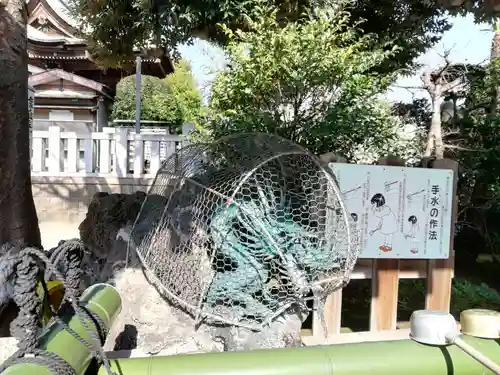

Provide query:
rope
left=0, top=245, right=18, bottom=307
left=0, top=350, right=77, bottom=375
left=0, top=241, right=115, bottom=375
left=9, top=253, right=40, bottom=352
left=47, top=239, right=85, bottom=297
left=26, top=246, right=116, bottom=375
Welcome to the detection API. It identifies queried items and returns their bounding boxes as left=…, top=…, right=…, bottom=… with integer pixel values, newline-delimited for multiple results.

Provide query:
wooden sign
left=329, top=163, right=454, bottom=259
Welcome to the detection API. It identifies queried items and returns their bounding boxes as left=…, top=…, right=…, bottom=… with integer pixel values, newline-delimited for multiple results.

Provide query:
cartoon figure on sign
left=350, top=212, right=358, bottom=225
left=369, top=193, right=398, bottom=252
left=405, top=215, right=420, bottom=254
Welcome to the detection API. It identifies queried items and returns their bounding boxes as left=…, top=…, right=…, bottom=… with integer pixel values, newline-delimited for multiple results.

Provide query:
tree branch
left=444, top=144, right=488, bottom=152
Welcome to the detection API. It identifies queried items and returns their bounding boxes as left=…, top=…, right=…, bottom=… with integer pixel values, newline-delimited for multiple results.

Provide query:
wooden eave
left=27, top=0, right=78, bottom=38
left=29, top=69, right=113, bottom=99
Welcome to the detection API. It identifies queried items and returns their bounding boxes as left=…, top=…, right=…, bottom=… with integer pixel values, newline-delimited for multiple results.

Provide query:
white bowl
left=410, top=310, right=458, bottom=346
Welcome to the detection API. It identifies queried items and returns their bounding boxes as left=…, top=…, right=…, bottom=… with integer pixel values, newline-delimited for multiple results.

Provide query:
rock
left=211, top=313, right=305, bottom=351
left=79, top=191, right=306, bottom=354
left=105, top=267, right=223, bottom=354
left=78, top=191, right=150, bottom=286
left=79, top=191, right=147, bottom=259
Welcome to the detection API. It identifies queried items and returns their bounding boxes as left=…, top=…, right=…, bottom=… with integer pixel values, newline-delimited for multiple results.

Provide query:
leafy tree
left=395, top=60, right=500, bottom=268
left=452, top=62, right=500, bottom=253
left=164, top=59, right=203, bottom=125
left=69, top=0, right=451, bottom=74
left=443, top=0, right=500, bottom=23
left=205, top=7, right=418, bottom=161
left=345, top=0, right=450, bottom=74
left=393, top=98, right=432, bottom=129
left=111, top=75, right=183, bottom=125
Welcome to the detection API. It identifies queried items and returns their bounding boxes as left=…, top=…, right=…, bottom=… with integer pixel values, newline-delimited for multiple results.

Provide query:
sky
left=178, top=40, right=227, bottom=104
left=179, top=14, right=494, bottom=104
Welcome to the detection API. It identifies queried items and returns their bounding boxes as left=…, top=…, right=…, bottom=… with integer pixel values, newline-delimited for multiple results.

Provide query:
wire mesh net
left=130, top=133, right=358, bottom=330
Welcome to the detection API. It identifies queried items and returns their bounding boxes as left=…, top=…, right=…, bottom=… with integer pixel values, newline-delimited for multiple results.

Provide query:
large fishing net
left=130, top=133, right=358, bottom=331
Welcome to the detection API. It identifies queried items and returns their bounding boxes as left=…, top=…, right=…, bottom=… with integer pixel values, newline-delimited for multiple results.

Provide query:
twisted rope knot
left=0, top=239, right=115, bottom=375
left=49, top=239, right=85, bottom=297
left=10, top=250, right=40, bottom=352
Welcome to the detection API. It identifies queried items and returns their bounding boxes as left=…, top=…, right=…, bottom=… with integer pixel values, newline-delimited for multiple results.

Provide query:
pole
left=135, top=56, right=142, bottom=135
left=100, top=336, right=500, bottom=375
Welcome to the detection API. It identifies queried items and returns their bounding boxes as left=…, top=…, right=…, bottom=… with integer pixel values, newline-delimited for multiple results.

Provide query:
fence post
left=313, top=289, right=343, bottom=339
left=369, top=155, right=404, bottom=331
left=425, top=158, right=458, bottom=312
left=165, top=140, right=177, bottom=160
left=113, top=128, right=128, bottom=177
left=99, top=136, right=111, bottom=174
left=32, top=136, right=43, bottom=173
left=149, top=141, right=161, bottom=175
left=312, top=153, right=347, bottom=339
left=48, top=126, right=61, bottom=176
left=133, top=133, right=144, bottom=177
left=83, top=136, right=93, bottom=173
left=67, top=137, right=78, bottom=173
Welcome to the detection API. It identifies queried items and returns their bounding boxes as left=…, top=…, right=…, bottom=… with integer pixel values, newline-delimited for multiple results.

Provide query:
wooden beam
left=369, top=156, right=405, bottom=331
left=312, top=289, right=343, bottom=340
left=29, top=69, right=110, bottom=97
left=303, top=328, right=411, bottom=346
left=426, top=158, right=458, bottom=311
left=370, top=259, right=399, bottom=331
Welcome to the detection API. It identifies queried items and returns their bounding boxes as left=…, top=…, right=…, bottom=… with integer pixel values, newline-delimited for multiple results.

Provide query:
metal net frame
left=130, top=133, right=358, bottom=331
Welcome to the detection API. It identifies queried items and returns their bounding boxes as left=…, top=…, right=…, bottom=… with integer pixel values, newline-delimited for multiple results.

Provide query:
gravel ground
left=39, top=221, right=81, bottom=250
left=0, top=338, right=18, bottom=362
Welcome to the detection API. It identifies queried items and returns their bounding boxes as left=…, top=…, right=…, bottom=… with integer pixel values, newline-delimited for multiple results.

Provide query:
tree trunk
left=424, top=97, right=444, bottom=159
left=0, top=0, right=41, bottom=248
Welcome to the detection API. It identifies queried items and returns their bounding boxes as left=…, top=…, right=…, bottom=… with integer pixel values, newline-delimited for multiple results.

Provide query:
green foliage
left=345, top=0, right=450, bottom=74
left=394, top=59, right=500, bottom=269
left=398, top=279, right=500, bottom=317
left=451, top=279, right=500, bottom=312
left=67, top=0, right=157, bottom=69
left=111, top=75, right=183, bottom=124
left=341, top=278, right=500, bottom=331
left=445, top=0, right=500, bottom=23
left=393, top=98, right=432, bottom=128
left=68, top=0, right=270, bottom=65
left=446, top=60, right=500, bottom=264
left=111, top=62, right=203, bottom=126
left=165, top=59, right=203, bottom=125
left=206, top=7, right=415, bottom=160
left=68, top=0, right=451, bottom=73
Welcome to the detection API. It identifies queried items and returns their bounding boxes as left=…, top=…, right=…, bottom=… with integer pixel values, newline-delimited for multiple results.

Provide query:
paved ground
left=39, top=221, right=81, bottom=249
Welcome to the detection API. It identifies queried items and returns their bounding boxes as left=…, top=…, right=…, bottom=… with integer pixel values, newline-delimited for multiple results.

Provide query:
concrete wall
left=32, top=176, right=154, bottom=224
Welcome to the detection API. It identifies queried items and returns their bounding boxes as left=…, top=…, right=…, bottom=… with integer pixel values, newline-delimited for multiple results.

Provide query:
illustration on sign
left=329, top=163, right=453, bottom=259
left=369, top=193, right=398, bottom=252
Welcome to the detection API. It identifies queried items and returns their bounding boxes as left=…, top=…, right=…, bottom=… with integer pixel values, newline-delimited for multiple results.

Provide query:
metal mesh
left=130, top=133, right=358, bottom=330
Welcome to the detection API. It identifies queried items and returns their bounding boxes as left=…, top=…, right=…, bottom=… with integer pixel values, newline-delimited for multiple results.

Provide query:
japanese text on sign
left=429, top=185, right=440, bottom=241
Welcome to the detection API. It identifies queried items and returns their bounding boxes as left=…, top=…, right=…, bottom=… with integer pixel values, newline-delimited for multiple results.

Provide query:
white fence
left=31, top=126, right=188, bottom=177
